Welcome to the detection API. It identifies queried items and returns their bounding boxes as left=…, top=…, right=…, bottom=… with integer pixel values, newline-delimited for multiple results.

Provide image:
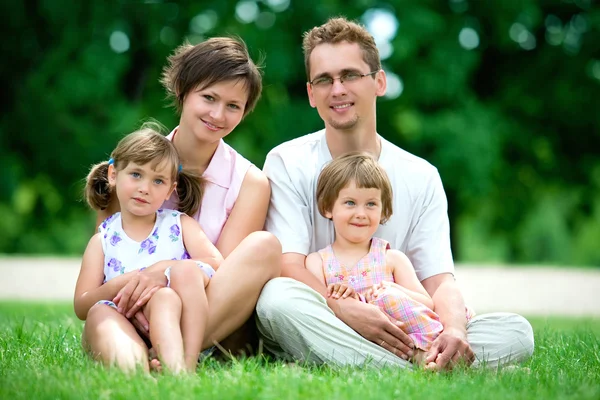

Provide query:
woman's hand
left=113, top=269, right=167, bottom=318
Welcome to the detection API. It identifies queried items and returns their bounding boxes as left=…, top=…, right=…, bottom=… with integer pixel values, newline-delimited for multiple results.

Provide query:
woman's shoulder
left=220, top=140, right=253, bottom=174
left=231, top=165, right=269, bottom=205
left=219, top=140, right=268, bottom=192
left=242, top=165, right=269, bottom=188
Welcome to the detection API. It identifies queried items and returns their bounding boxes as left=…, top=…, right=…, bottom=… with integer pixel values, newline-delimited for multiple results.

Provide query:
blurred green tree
left=0, top=0, right=598, bottom=266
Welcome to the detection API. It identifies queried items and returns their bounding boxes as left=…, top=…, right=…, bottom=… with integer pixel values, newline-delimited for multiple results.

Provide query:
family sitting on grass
left=73, top=17, right=534, bottom=374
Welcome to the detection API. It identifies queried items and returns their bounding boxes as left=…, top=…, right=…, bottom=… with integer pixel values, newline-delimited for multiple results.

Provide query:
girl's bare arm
left=387, top=249, right=435, bottom=309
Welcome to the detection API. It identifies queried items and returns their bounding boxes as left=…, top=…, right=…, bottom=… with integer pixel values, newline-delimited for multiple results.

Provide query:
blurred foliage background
left=1, top=0, right=598, bottom=266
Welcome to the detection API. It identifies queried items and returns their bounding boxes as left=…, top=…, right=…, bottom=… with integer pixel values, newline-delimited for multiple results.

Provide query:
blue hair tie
left=178, top=164, right=182, bottom=173
left=108, top=158, right=114, bottom=165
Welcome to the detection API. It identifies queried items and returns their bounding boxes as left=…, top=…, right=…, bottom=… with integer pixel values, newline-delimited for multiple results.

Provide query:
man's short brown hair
left=316, top=152, right=393, bottom=224
left=302, top=17, right=381, bottom=80
left=161, top=37, right=263, bottom=116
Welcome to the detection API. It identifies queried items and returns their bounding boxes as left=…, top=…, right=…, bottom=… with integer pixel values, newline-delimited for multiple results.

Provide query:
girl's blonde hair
left=316, top=152, right=393, bottom=224
left=84, top=123, right=205, bottom=216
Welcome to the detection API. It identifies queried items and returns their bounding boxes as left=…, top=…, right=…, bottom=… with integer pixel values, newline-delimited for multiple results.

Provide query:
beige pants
left=256, top=277, right=534, bottom=369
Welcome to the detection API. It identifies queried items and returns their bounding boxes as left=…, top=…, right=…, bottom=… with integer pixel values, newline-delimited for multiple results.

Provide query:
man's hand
left=326, top=283, right=355, bottom=299
left=424, top=327, right=475, bottom=371
left=113, top=269, right=166, bottom=318
left=334, top=297, right=415, bottom=360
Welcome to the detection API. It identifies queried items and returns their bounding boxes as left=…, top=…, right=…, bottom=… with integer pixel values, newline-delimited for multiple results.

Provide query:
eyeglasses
left=308, top=70, right=380, bottom=88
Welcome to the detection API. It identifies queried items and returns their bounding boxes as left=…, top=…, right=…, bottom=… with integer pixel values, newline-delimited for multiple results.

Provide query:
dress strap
left=369, top=237, right=390, bottom=258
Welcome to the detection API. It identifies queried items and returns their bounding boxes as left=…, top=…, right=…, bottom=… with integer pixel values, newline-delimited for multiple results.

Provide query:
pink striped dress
left=319, top=237, right=444, bottom=351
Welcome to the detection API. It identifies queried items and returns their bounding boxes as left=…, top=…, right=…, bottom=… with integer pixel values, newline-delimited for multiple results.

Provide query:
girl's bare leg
left=202, top=231, right=281, bottom=350
left=169, top=262, right=209, bottom=371
left=143, top=287, right=185, bottom=373
left=82, top=303, right=149, bottom=373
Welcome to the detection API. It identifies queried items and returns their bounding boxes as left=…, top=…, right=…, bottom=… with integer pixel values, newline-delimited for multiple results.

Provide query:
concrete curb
left=1, top=257, right=599, bottom=316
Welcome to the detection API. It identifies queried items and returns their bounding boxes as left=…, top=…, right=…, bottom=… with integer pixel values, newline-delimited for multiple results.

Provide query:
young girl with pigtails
left=75, top=126, right=222, bottom=373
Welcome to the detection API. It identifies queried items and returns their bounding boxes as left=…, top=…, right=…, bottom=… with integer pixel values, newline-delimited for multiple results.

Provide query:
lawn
left=0, top=302, right=599, bottom=399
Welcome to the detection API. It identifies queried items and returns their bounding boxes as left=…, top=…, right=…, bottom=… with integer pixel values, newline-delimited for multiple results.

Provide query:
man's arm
left=422, top=273, right=474, bottom=370
left=282, top=253, right=328, bottom=296
left=400, top=168, right=474, bottom=369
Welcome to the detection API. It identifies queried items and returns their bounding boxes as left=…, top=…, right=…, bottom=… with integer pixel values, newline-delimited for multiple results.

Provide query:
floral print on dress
left=348, top=275, right=358, bottom=287
left=139, top=226, right=160, bottom=255
left=102, top=210, right=194, bottom=283
left=101, top=214, right=117, bottom=231
left=139, top=238, right=157, bottom=255
left=107, top=258, right=122, bottom=272
left=110, top=232, right=122, bottom=246
left=169, top=224, right=181, bottom=242
left=96, top=300, right=117, bottom=309
left=320, top=239, right=392, bottom=295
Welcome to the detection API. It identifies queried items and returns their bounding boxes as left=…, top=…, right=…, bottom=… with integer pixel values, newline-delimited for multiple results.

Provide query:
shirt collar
left=168, top=127, right=231, bottom=189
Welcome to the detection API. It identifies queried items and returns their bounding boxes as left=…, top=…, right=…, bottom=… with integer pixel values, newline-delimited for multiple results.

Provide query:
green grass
left=1, top=302, right=599, bottom=399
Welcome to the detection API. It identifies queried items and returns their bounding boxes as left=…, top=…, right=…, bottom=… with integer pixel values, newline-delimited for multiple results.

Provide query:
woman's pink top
left=163, top=129, right=252, bottom=245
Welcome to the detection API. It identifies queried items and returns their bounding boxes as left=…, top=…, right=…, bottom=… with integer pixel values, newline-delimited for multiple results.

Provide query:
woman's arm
left=387, top=249, right=434, bottom=309
left=215, top=166, right=270, bottom=258
left=181, top=214, right=224, bottom=270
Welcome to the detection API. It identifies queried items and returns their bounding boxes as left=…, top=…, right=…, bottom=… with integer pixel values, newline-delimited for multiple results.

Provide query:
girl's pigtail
left=177, top=168, right=205, bottom=216
left=84, top=161, right=112, bottom=211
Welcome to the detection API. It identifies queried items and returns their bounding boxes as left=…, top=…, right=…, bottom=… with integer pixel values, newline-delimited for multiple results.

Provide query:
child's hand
left=369, top=281, right=402, bottom=298
left=364, top=287, right=374, bottom=303
left=327, top=283, right=355, bottom=299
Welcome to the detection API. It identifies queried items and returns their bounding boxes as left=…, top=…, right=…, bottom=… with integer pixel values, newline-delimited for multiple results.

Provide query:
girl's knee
left=170, top=261, right=209, bottom=288
left=83, top=304, right=112, bottom=339
left=86, top=302, right=117, bottom=324
left=148, top=287, right=182, bottom=309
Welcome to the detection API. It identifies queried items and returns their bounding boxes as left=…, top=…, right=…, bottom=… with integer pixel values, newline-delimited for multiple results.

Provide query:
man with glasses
left=258, top=17, right=534, bottom=370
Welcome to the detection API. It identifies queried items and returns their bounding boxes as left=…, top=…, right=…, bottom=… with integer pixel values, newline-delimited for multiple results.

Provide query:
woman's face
left=179, top=79, right=249, bottom=145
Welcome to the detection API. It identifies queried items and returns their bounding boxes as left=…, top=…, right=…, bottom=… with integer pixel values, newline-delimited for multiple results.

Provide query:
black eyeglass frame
left=308, top=70, right=380, bottom=87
